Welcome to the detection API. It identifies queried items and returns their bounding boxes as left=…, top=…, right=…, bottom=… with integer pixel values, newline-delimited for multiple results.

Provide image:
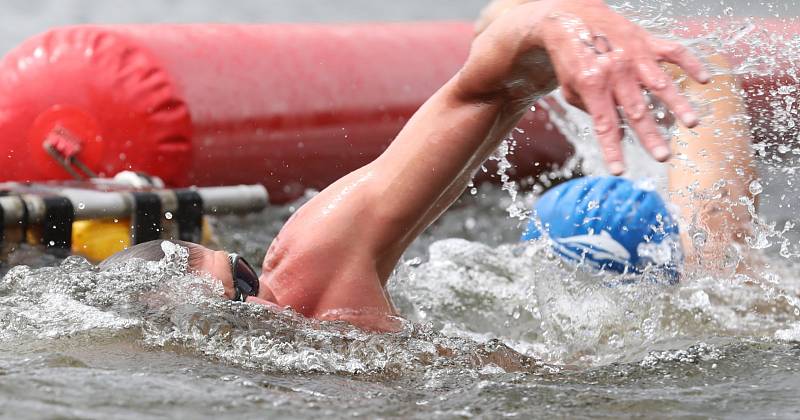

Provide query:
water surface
left=2, top=1, right=800, bottom=419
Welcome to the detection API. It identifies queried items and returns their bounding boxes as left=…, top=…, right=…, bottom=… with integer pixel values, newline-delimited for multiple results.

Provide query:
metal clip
left=43, top=126, right=97, bottom=180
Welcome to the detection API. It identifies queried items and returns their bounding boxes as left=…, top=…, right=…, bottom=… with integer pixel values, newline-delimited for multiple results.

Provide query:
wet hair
left=99, top=240, right=206, bottom=271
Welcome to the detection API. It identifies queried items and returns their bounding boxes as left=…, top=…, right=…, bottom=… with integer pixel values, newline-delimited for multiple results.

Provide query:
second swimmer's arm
left=667, top=56, right=757, bottom=266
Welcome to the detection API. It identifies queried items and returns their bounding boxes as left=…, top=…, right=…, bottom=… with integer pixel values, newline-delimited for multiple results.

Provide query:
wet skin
left=201, top=0, right=711, bottom=331
left=481, top=1, right=759, bottom=269
left=194, top=250, right=279, bottom=308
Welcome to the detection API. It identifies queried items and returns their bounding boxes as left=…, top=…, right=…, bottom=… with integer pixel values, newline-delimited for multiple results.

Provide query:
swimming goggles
left=228, top=253, right=260, bottom=302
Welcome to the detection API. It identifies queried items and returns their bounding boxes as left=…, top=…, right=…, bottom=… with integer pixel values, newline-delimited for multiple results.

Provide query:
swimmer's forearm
left=261, top=75, right=542, bottom=289
left=267, top=5, right=561, bottom=284
left=667, top=57, right=756, bottom=259
left=365, top=77, right=535, bottom=264
left=361, top=14, right=563, bottom=262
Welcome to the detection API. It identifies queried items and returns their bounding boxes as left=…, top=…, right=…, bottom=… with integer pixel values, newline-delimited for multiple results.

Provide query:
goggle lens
left=229, top=254, right=260, bottom=301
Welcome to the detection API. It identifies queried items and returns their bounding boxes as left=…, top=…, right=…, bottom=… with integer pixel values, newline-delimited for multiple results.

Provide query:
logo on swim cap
left=553, top=230, right=631, bottom=266
left=522, top=176, right=683, bottom=281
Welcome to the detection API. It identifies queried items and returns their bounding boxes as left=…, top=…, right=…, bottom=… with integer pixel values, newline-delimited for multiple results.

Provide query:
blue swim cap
left=522, top=176, right=682, bottom=280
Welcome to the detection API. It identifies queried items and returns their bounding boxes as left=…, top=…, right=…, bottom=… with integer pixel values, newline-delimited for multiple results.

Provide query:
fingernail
left=608, top=162, right=625, bottom=175
left=652, top=146, right=671, bottom=161
left=681, top=112, right=698, bottom=127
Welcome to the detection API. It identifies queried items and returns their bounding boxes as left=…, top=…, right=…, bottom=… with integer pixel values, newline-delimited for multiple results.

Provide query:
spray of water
left=1, top=6, right=800, bottom=418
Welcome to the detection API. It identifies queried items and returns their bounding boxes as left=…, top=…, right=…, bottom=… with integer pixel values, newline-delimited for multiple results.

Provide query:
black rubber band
left=131, top=192, right=163, bottom=244
left=0, top=197, right=5, bottom=246
left=0, top=190, right=7, bottom=247
left=17, top=195, right=29, bottom=241
left=42, top=196, right=74, bottom=250
left=175, top=189, right=204, bottom=243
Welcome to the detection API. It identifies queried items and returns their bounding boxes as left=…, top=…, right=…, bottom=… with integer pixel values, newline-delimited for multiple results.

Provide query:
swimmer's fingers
left=581, top=86, right=626, bottom=175
left=637, top=60, right=699, bottom=128
left=559, top=47, right=627, bottom=173
left=613, top=77, right=670, bottom=162
left=652, top=39, right=711, bottom=85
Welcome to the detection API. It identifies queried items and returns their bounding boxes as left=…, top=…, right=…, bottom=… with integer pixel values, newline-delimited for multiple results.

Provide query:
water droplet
left=692, top=230, right=708, bottom=249
left=749, top=180, right=763, bottom=196
left=165, top=212, right=173, bottom=220
left=780, top=244, right=793, bottom=259
left=464, top=217, right=477, bottom=230
left=78, top=202, right=86, bottom=210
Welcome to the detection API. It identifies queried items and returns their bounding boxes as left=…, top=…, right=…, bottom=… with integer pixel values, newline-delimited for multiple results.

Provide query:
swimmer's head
left=100, top=240, right=275, bottom=302
left=99, top=239, right=206, bottom=271
left=522, top=176, right=683, bottom=281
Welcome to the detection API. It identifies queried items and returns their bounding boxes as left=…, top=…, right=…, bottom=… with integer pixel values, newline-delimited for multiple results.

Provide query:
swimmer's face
left=192, top=246, right=276, bottom=304
left=101, top=240, right=277, bottom=304
left=193, top=247, right=238, bottom=300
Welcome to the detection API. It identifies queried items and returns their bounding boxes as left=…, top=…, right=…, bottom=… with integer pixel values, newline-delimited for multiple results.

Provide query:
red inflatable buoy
left=0, top=23, right=572, bottom=203
left=0, top=20, right=795, bottom=203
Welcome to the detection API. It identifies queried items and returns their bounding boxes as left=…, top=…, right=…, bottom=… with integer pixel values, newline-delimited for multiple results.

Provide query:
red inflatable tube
left=0, top=20, right=795, bottom=203
left=0, top=22, right=572, bottom=203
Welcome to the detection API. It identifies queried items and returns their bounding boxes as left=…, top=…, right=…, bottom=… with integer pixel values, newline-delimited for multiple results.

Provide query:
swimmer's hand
left=458, top=0, right=711, bottom=175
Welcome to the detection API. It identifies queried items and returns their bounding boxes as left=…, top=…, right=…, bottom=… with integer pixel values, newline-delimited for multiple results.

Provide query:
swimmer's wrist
left=458, top=4, right=559, bottom=103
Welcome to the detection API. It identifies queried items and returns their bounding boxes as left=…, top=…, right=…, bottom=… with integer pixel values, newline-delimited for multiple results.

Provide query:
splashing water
left=5, top=183, right=800, bottom=417
left=2, top=2, right=800, bottom=418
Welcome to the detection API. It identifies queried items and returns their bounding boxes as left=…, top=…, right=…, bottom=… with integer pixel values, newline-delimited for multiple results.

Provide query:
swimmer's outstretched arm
left=259, top=0, right=709, bottom=329
left=666, top=57, right=757, bottom=267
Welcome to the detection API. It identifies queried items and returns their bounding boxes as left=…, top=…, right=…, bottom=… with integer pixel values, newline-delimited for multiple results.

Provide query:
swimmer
left=477, top=0, right=758, bottom=277
left=102, top=0, right=711, bottom=331
left=521, top=58, right=757, bottom=279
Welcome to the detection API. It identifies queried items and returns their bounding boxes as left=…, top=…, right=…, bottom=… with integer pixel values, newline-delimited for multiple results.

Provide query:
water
left=5, top=189, right=800, bottom=418
left=3, top=0, right=800, bottom=418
